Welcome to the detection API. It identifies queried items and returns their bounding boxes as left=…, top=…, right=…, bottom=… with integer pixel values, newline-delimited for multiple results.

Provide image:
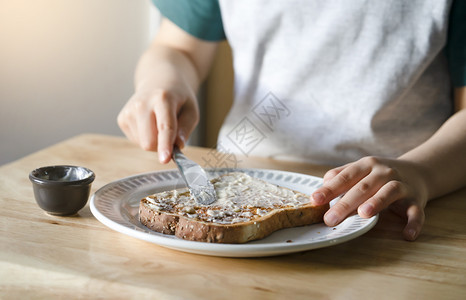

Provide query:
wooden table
left=1, top=134, right=465, bottom=299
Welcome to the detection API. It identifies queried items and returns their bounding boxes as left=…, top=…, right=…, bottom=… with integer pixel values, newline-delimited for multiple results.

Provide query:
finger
left=310, top=164, right=347, bottom=206
left=136, top=104, right=158, bottom=151
left=175, top=103, right=199, bottom=149
left=153, top=94, right=178, bottom=163
left=323, top=164, right=348, bottom=183
left=403, top=204, right=425, bottom=241
left=357, top=180, right=407, bottom=218
left=311, top=162, right=371, bottom=206
left=324, top=174, right=384, bottom=226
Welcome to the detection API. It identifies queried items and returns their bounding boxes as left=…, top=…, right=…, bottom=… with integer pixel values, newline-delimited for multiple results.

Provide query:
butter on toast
left=139, top=172, right=329, bottom=243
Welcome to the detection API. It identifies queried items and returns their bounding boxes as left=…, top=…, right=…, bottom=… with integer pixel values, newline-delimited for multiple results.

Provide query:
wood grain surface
left=1, top=134, right=465, bottom=299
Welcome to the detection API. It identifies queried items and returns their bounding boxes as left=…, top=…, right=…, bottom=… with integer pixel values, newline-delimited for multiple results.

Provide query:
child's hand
left=311, top=156, right=429, bottom=241
left=118, top=86, right=199, bottom=164
left=117, top=18, right=218, bottom=164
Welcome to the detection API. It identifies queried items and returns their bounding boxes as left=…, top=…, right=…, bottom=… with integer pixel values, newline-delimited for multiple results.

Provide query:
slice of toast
left=139, top=172, right=329, bottom=243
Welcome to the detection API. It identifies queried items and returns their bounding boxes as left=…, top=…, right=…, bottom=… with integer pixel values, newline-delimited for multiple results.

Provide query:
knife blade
left=171, top=146, right=217, bottom=205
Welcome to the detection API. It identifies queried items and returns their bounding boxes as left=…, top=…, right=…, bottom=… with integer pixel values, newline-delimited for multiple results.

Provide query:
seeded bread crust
left=139, top=201, right=328, bottom=243
left=139, top=172, right=329, bottom=243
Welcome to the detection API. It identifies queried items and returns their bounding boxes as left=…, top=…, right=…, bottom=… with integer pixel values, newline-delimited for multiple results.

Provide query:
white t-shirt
left=216, top=0, right=453, bottom=165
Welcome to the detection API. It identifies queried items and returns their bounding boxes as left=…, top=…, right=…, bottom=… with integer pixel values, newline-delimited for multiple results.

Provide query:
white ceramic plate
left=90, top=168, right=377, bottom=257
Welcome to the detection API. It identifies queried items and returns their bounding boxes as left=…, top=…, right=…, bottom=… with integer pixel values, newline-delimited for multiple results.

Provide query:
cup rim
left=29, top=165, right=95, bottom=186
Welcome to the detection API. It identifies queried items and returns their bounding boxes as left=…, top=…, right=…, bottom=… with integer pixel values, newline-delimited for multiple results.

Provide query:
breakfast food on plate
left=139, top=172, right=329, bottom=243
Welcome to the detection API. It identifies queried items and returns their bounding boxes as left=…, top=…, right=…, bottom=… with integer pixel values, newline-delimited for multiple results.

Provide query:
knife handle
left=172, top=146, right=189, bottom=164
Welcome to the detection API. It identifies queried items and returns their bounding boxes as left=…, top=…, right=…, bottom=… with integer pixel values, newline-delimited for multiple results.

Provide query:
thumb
left=403, top=204, right=425, bottom=241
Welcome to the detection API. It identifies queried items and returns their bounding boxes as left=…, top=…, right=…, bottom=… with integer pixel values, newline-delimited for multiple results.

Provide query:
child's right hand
left=117, top=84, right=199, bottom=164
left=117, top=18, right=218, bottom=164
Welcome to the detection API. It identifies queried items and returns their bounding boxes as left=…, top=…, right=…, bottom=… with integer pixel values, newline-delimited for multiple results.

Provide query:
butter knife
left=172, top=146, right=217, bottom=205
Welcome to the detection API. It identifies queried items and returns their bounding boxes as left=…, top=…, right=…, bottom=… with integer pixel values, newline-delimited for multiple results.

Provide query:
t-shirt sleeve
left=447, top=0, right=466, bottom=87
left=151, top=0, right=226, bottom=41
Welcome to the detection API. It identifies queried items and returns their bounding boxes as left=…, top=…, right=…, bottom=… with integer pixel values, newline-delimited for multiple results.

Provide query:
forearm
left=118, top=18, right=218, bottom=161
left=134, top=18, right=218, bottom=94
left=134, top=44, right=201, bottom=95
left=400, top=88, right=466, bottom=200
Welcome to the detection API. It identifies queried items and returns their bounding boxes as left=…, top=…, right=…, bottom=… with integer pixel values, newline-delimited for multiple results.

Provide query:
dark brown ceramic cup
left=29, top=165, right=95, bottom=216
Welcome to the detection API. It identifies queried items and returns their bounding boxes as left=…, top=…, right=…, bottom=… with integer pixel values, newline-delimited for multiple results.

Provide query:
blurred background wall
left=0, top=0, right=160, bottom=165
left=0, top=0, right=234, bottom=166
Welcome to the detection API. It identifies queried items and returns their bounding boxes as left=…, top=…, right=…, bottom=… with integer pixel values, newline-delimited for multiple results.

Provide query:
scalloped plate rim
left=90, top=168, right=378, bottom=257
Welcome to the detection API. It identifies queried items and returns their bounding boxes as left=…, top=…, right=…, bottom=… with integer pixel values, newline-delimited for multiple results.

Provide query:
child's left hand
left=311, top=156, right=429, bottom=241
